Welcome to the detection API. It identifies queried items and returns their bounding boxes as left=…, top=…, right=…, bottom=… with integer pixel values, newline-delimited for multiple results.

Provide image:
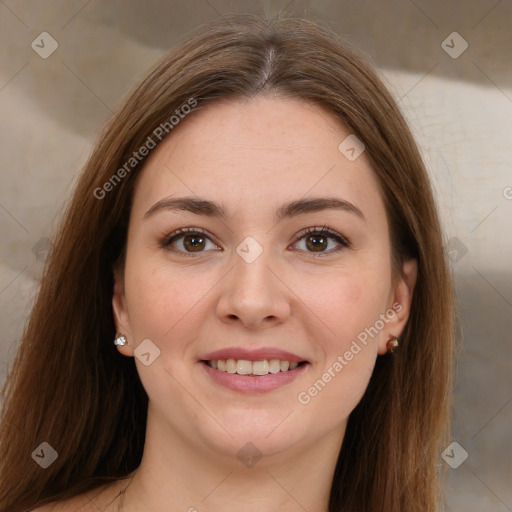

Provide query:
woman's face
left=113, top=95, right=416, bottom=465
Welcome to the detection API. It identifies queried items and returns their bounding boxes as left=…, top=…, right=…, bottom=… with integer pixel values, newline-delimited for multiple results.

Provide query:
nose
left=216, top=248, right=291, bottom=330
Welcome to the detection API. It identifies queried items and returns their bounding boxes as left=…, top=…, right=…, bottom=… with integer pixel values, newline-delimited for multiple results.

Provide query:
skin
left=97, top=95, right=417, bottom=512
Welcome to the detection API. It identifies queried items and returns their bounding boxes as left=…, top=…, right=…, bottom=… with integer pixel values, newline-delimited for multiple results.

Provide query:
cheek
left=122, top=262, right=212, bottom=403
left=123, top=259, right=209, bottom=344
left=292, top=267, right=390, bottom=415
left=297, top=266, right=390, bottom=350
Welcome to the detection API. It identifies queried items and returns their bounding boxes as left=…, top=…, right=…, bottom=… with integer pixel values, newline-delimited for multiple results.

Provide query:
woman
left=0, top=14, right=454, bottom=512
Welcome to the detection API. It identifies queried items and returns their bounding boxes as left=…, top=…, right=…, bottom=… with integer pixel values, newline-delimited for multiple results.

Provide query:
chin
left=195, top=410, right=309, bottom=460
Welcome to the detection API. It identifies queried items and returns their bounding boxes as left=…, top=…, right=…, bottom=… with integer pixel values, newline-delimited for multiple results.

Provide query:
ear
left=377, top=259, right=418, bottom=355
left=112, top=268, right=135, bottom=357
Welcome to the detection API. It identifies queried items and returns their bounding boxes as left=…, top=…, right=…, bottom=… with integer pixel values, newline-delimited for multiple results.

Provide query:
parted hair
left=0, top=14, right=454, bottom=512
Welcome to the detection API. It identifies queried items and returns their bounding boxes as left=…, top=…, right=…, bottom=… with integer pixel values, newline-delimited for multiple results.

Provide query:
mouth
left=199, top=347, right=310, bottom=393
left=202, top=358, right=308, bottom=376
left=199, top=348, right=310, bottom=393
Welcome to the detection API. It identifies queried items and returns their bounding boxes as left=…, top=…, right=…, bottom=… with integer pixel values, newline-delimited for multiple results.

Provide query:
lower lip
left=201, top=362, right=309, bottom=393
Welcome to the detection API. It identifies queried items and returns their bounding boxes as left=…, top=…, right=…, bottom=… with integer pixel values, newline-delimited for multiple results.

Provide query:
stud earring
left=386, top=336, right=399, bottom=353
left=114, top=335, right=127, bottom=346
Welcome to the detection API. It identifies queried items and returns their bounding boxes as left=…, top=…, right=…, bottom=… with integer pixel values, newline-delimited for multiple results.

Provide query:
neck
left=118, top=409, right=345, bottom=511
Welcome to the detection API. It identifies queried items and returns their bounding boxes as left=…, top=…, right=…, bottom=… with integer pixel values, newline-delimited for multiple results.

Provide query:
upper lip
left=201, top=347, right=307, bottom=363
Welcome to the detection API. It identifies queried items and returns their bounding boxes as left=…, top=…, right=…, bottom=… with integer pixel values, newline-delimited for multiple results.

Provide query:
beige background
left=1, top=1, right=511, bottom=510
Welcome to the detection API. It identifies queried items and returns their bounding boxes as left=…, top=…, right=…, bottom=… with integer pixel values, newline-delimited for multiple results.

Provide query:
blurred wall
left=0, top=1, right=511, bottom=510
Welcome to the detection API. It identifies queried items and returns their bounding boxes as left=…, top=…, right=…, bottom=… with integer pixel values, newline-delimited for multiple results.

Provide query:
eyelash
left=159, top=225, right=350, bottom=258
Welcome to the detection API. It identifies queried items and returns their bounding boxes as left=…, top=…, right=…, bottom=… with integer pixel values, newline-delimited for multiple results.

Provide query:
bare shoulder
left=30, top=495, right=87, bottom=511
left=30, top=479, right=128, bottom=511
left=30, top=492, right=99, bottom=511
left=30, top=497, right=87, bottom=511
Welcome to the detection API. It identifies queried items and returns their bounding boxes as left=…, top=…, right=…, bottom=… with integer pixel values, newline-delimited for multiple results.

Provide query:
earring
left=114, top=335, right=127, bottom=346
left=386, top=336, right=399, bottom=353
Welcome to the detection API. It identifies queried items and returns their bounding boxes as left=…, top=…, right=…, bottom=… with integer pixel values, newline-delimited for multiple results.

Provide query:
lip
left=201, top=360, right=310, bottom=393
left=200, top=347, right=307, bottom=363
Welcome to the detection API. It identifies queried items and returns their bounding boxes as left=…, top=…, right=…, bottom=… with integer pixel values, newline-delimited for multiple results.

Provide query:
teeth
left=268, top=359, right=281, bottom=373
left=206, top=359, right=303, bottom=375
left=236, top=359, right=253, bottom=375
left=226, top=359, right=237, bottom=374
left=252, top=360, right=269, bottom=375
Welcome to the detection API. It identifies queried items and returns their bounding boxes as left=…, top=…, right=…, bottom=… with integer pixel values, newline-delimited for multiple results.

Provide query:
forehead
left=131, top=95, right=384, bottom=223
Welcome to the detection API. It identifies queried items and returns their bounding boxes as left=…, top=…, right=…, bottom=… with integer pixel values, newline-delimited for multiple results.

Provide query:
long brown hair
left=0, top=14, right=454, bottom=511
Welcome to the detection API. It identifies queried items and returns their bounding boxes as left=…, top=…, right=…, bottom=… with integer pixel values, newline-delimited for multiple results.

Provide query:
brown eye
left=160, top=228, right=220, bottom=254
left=305, top=233, right=328, bottom=252
left=182, top=233, right=206, bottom=252
left=292, top=227, right=350, bottom=256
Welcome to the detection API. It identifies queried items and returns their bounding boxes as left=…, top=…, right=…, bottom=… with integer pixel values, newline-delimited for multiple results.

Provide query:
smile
left=200, top=359, right=309, bottom=393
left=204, top=358, right=305, bottom=376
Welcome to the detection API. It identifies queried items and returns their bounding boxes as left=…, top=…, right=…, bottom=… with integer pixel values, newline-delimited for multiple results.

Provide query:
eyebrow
left=144, top=196, right=365, bottom=221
